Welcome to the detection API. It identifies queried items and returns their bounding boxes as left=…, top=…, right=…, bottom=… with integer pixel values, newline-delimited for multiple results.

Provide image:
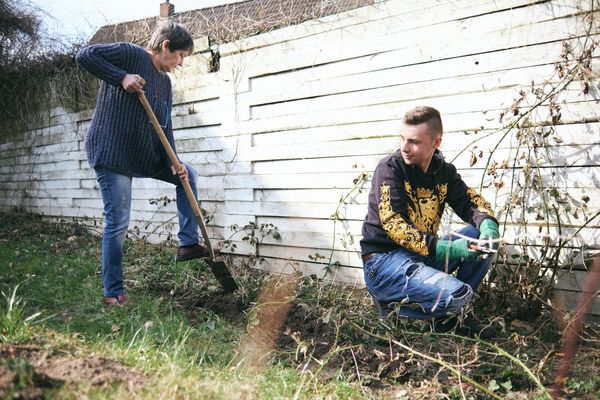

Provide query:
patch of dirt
left=0, top=344, right=147, bottom=398
left=39, top=356, right=146, bottom=388
left=189, top=291, right=247, bottom=322
left=276, top=300, right=414, bottom=385
left=0, top=360, right=61, bottom=400
left=235, top=274, right=298, bottom=369
left=271, top=286, right=594, bottom=398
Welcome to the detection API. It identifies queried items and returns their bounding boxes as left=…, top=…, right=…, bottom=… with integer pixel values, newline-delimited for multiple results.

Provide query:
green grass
left=0, top=284, right=41, bottom=343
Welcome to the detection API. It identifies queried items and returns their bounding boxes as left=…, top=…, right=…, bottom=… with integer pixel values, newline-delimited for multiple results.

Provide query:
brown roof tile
left=90, top=0, right=373, bottom=46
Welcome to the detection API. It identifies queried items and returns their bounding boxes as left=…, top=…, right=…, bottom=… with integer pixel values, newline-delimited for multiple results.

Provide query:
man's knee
left=443, top=284, right=474, bottom=314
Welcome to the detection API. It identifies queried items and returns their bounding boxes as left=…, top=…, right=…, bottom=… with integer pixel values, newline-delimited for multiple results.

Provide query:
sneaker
left=176, top=244, right=210, bottom=262
left=103, top=294, right=129, bottom=306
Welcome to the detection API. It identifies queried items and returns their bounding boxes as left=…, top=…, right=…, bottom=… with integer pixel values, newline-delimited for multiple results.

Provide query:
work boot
left=177, top=243, right=210, bottom=262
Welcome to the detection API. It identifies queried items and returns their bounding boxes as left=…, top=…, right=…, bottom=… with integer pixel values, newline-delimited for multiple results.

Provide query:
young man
left=360, top=106, right=499, bottom=332
left=76, top=21, right=209, bottom=306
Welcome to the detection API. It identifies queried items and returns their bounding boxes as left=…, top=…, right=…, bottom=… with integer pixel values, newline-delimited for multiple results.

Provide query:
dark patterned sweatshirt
left=76, top=43, right=176, bottom=177
left=360, top=150, right=497, bottom=258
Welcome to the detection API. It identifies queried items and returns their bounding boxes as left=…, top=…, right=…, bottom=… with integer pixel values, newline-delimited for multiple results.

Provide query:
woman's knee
left=184, top=163, right=198, bottom=185
left=104, top=209, right=130, bottom=232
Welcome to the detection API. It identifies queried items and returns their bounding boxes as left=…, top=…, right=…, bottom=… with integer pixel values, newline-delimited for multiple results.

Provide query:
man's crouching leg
left=395, top=265, right=474, bottom=318
left=364, top=249, right=474, bottom=319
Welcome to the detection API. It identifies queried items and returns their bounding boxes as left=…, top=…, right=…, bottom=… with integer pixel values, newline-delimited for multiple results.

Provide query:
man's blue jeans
left=363, top=227, right=492, bottom=319
left=95, top=165, right=200, bottom=297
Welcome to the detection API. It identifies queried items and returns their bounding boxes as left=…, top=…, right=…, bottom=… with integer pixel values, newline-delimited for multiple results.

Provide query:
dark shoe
left=432, top=316, right=458, bottom=333
left=103, top=294, right=129, bottom=306
left=177, top=244, right=210, bottom=262
left=433, top=315, right=497, bottom=339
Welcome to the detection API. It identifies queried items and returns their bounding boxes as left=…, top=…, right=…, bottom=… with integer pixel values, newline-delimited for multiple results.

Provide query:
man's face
left=399, top=122, right=442, bottom=172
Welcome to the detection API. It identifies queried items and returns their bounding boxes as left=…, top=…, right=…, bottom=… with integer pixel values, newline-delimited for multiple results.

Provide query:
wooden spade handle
left=137, top=88, right=216, bottom=259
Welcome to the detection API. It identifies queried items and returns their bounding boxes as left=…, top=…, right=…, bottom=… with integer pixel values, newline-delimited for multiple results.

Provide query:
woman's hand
left=172, top=164, right=188, bottom=180
left=121, top=74, right=144, bottom=93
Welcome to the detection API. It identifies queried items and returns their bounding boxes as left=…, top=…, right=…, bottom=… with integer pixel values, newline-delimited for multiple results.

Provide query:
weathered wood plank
left=255, top=215, right=364, bottom=235
left=250, top=121, right=600, bottom=152
left=222, top=0, right=575, bottom=70
left=235, top=98, right=600, bottom=136
left=229, top=255, right=365, bottom=286
left=224, top=3, right=595, bottom=80
left=248, top=35, right=599, bottom=100
left=247, top=60, right=600, bottom=119
left=222, top=200, right=366, bottom=220
left=219, top=0, right=453, bottom=55
left=0, top=151, right=87, bottom=168
left=552, top=288, right=600, bottom=316
left=227, top=240, right=363, bottom=267
left=251, top=120, right=399, bottom=147
left=222, top=171, right=370, bottom=190
left=253, top=186, right=600, bottom=211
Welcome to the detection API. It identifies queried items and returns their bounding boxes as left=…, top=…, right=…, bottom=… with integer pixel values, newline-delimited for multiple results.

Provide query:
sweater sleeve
left=445, top=163, right=497, bottom=228
left=373, top=162, right=437, bottom=256
left=76, top=43, right=129, bottom=87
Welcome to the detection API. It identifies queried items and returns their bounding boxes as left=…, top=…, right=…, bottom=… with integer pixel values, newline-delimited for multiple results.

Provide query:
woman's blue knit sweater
left=76, top=43, right=177, bottom=177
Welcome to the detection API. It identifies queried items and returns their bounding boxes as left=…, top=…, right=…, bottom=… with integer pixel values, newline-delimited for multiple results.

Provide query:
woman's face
left=155, top=41, right=190, bottom=73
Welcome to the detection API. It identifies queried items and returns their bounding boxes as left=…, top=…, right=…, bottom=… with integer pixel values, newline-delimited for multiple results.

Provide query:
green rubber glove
left=479, top=219, right=500, bottom=250
left=436, top=239, right=480, bottom=263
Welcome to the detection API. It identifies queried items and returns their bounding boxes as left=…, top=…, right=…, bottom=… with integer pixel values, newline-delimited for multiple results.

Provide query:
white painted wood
left=251, top=120, right=399, bottom=146
left=248, top=35, right=600, bottom=99
left=223, top=3, right=596, bottom=79
left=227, top=255, right=365, bottom=286
left=552, top=289, right=600, bottom=316
left=223, top=171, right=372, bottom=189
left=255, top=215, right=364, bottom=235
left=0, top=151, right=87, bottom=167
left=218, top=0, right=459, bottom=55
left=256, top=188, right=370, bottom=204
left=246, top=61, right=600, bottom=120
left=222, top=200, right=367, bottom=220
left=233, top=97, right=600, bottom=137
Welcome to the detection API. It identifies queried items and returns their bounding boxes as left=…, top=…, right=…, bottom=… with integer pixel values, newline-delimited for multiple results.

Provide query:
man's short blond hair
left=403, top=106, right=443, bottom=138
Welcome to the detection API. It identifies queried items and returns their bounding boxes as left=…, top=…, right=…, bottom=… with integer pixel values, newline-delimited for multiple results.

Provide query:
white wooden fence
left=0, top=0, right=598, bottom=312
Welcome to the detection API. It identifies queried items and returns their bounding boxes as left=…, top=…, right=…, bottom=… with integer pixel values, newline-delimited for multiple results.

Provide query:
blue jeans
left=95, top=165, right=200, bottom=297
left=363, top=226, right=492, bottom=319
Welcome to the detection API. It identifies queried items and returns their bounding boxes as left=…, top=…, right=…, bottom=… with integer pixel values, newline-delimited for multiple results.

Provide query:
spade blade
left=207, top=260, right=238, bottom=293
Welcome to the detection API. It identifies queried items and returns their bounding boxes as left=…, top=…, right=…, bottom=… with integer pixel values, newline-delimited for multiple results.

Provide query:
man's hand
left=121, top=74, right=144, bottom=93
left=479, top=219, right=500, bottom=250
left=171, top=164, right=188, bottom=181
left=436, top=239, right=480, bottom=263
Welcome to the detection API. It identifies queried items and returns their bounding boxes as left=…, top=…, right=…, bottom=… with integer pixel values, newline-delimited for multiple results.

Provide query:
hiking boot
left=103, top=294, right=129, bottom=307
left=176, top=244, right=210, bottom=262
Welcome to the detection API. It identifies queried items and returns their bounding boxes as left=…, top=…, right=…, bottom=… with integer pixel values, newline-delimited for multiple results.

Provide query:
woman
left=76, top=21, right=208, bottom=306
